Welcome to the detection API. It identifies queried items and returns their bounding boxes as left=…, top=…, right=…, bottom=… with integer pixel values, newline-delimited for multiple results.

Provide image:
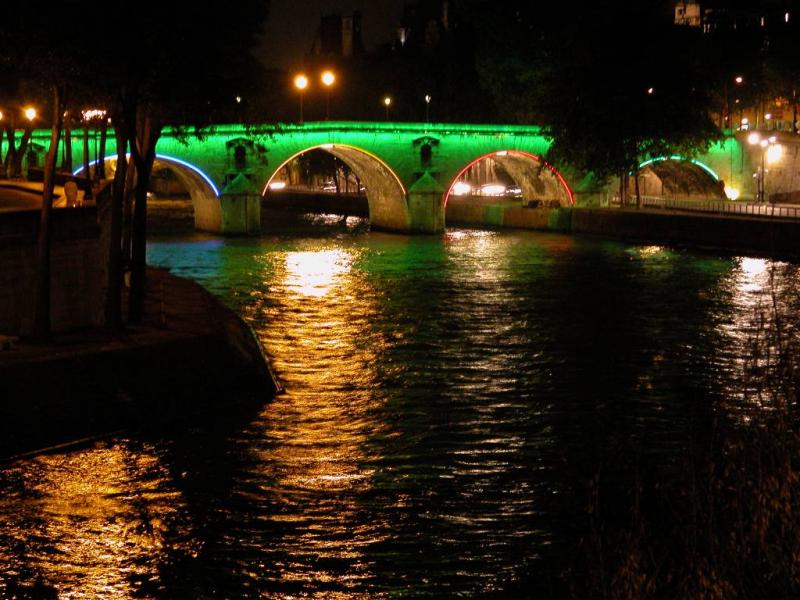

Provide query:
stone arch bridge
left=34, top=121, right=746, bottom=234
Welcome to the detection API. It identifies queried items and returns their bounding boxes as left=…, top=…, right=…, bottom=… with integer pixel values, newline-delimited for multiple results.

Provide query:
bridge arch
left=444, top=150, right=575, bottom=209
left=75, top=154, right=222, bottom=231
left=263, top=144, right=409, bottom=231
left=636, top=156, right=726, bottom=200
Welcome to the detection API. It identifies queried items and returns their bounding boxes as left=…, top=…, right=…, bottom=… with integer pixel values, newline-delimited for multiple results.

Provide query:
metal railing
left=610, top=195, right=800, bottom=220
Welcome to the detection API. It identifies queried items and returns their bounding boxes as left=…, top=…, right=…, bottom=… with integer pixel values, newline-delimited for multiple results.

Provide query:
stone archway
left=263, top=144, right=409, bottom=231
left=76, top=154, right=222, bottom=232
left=636, top=157, right=725, bottom=200
left=445, top=150, right=575, bottom=209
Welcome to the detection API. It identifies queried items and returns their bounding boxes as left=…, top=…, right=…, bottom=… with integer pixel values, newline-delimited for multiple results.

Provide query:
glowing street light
left=383, top=96, right=392, bottom=120
left=24, top=107, right=37, bottom=122
left=735, top=75, right=744, bottom=84
left=294, top=74, right=308, bottom=124
left=321, top=70, right=335, bottom=120
left=424, top=94, right=431, bottom=123
left=748, top=132, right=782, bottom=202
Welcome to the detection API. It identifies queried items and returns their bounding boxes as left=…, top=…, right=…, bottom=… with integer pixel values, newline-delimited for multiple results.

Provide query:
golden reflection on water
left=283, top=249, right=354, bottom=298
left=716, top=256, right=793, bottom=413
left=0, top=444, right=180, bottom=598
left=252, top=244, right=391, bottom=595
left=637, top=245, right=666, bottom=258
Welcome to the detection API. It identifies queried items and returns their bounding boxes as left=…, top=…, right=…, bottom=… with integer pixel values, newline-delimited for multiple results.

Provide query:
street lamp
left=24, top=107, right=37, bottom=122
left=321, top=70, right=335, bottom=120
left=424, top=94, right=431, bottom=123
left=383, top=96, right=392, bottom=120
left=294, top=74, right=308, bottom=124
left=725, top=75, right=744, bottom=129
left=748, top=132, right=782, bottom=202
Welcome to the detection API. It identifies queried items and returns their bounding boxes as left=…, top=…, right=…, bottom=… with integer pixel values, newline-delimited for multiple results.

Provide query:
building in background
left=310, top=13, right=365, bottom=59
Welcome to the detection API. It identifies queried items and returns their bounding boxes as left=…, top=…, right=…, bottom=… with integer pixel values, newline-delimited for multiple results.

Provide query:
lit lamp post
left=321, top=70, right=335, bottom=120
left=383, top=96, right=392, bottom=120
left=23, top=107, right=36, bottom=176
left=726, top=75, right=744, bottom=130
left=294, top=74, right=308, bottom=124
left=424, top=94, right=431, bottom=123
left=748, top=132, right=782, bottom=203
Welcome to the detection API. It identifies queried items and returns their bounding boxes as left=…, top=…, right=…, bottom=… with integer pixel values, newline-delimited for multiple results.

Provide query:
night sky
left=258, top=0, right=407, bottom=69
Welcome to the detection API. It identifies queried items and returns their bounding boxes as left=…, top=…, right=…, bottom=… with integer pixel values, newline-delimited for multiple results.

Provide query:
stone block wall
left=0, top=208, right=101, bottom=336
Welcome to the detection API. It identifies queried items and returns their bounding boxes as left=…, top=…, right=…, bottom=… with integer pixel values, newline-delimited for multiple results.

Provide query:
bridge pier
left=407, top=172, right=446, bottom=233
left=219, top=174, right=261, bottom=235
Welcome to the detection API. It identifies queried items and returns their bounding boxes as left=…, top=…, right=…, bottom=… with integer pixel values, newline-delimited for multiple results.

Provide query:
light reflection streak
left=283, top=249, right=353, bottom=297
left=0, top=444, right=181, bottom=598
left=249, top=243, right=393, bottom=591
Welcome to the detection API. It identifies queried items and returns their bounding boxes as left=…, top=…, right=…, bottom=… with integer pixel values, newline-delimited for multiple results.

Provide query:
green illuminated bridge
left=38, top=121, right=747, bottom=234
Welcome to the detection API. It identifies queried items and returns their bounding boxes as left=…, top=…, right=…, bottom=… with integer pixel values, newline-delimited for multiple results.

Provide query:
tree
left=1, top=3, right=83, bottom=341
left=464, top=1, right=721, bottom=204
left=2, top=0, right=268, bottom=337
left=84, top=0, right=270, bottom=322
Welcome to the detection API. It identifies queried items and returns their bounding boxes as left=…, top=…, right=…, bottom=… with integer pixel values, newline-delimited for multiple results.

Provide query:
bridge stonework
left=33, top=122, right=767, bottom=235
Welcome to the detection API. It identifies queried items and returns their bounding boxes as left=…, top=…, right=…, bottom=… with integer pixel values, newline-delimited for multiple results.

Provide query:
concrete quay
left=446, top=200, right=800, bottom=258
left=0, top=267, right=281, bottom=460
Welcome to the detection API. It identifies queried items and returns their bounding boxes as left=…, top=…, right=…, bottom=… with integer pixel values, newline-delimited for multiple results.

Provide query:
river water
left=1, top=217, right=798, bottom=597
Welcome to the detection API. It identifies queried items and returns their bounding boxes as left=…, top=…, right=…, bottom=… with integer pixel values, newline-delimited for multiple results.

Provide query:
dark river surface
left=1, top=216, right=798, bottom=598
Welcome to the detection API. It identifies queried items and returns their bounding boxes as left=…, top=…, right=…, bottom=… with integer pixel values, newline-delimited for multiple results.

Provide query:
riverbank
left=0, top=267, right=280, bottom=460
left=446, top=201, right=800, bottom=257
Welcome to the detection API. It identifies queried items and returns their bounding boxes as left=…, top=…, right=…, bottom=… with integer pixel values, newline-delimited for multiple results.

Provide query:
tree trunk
left=82, top=125, right=93, bottom=199
left=4, top=125, right=17, bottom=178
left=32, top=85, right=66, bottom=343
left=105, top=125, right=128, bottom=331
left=13, top=127, right=32, bottom=179
left=98, top=119, right=108, bottom=179
left=62, top=122, right=73, bottom=173
left=121, top=154, right=136, bottom=266
left=128, top=115, right=162, bottom=323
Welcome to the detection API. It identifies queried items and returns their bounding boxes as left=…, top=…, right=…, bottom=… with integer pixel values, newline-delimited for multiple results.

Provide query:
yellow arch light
left=452, top=181, right=472, bottom=196
left=24, top=107, right=37, bottom=121
left=321, top=70, right=335, bottom=87
left=767, top=144, right=783, bottom=165
left=724, top=186, right=740, bottom=200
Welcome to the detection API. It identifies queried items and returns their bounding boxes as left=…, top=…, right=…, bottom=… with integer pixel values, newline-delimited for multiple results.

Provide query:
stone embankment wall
left=0, top=208, right=102, bottom=336
left=570, top=208, right=800, bottom=256
left=446, top=200, right=800, bottom=257
left=0, top=269, right=281, bottom=458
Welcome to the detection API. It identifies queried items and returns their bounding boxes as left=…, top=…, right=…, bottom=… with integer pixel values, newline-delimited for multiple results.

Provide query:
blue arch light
left=638, top=155, right=721, bottom=182
left=72, top=153, right=220, bottom=196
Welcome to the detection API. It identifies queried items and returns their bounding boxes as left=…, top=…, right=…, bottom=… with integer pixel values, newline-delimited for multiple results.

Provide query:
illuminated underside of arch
left=264, top=144, right=409, bottom=231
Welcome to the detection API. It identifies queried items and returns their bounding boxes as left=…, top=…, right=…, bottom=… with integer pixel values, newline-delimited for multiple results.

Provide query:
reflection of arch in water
left=445, top=150, right=575, bottom=207
left=74, top=154, right=222, bottom=231
left=636, top=156, right=724, bottom=199
left=263, top=144, right=409, bottom=231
